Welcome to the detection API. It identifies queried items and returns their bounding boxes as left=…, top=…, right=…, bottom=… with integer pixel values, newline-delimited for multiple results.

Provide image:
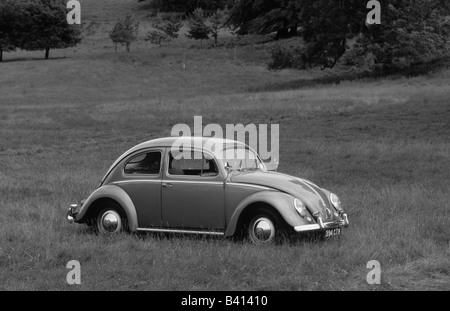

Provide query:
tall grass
left=0, top=0, right=449, bottom=290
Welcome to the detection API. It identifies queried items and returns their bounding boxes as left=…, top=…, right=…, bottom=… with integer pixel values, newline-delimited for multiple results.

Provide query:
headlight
left=294, top=198, right=307, bottom=217
left=329, top=193, right=341, bottom=209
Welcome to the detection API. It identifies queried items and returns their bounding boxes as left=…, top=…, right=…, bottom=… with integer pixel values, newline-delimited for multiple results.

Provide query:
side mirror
left=273, top=158, right=279, bottom=171
left=264, top=158, right=279, bottom=171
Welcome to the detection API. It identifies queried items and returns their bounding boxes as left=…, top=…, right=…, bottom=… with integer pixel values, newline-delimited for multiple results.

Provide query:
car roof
left=131, top=136, right=245, bottom=149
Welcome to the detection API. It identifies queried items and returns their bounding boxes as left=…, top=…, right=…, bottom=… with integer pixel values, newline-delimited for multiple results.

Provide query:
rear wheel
left=247, top=209, right=282, bottom=245
left=95, top=203, right=127, bottom=235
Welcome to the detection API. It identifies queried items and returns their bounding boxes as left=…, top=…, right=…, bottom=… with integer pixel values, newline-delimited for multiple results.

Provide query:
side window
left=168, top=150, right=218, bottom=176
left=124, top=151, right=161, bottom=175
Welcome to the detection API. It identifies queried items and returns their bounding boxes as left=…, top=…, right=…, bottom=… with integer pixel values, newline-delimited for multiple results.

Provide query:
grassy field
left=0, top=0, right=449, bottom=291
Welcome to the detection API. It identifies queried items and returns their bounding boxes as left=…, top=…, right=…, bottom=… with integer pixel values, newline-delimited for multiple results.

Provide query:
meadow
left=0, top=0, right=449, bottom=290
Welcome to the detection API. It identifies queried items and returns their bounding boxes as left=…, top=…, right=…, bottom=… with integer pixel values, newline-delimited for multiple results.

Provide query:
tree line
left=0, top=0, right=80, bottom=61
left=142, top=0, right=450, bottom=74
left=2, top=0, right=448, bottom=73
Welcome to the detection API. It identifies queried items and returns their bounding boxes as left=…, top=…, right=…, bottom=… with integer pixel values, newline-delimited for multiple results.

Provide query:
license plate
left=325, top=228, right=341, bottom=238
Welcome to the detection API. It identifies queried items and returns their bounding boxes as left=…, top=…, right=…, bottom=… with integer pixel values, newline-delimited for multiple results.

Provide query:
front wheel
left=96, top=205, right=127, bottom=235
left=247, top=209, right=280, bottom=245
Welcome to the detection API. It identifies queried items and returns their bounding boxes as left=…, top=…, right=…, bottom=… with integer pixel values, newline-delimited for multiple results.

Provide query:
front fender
left=225, top=191, right=310, bottom=237
left=76, top=185, right=138, bottom=231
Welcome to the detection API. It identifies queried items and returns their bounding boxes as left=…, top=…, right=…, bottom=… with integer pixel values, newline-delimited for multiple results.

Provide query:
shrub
left=268, top=45, right=305, bottom=70
left=146, top=31, right=168, bottom=47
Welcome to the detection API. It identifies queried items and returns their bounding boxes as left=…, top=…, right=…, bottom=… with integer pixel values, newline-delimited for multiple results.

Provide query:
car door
left=114, top=149, right=163, bottom=228
left=161, top=148, right=225, bottom=230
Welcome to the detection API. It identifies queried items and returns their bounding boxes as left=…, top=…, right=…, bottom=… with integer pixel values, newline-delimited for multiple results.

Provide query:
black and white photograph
left=0, top=0, right=449, bottom=295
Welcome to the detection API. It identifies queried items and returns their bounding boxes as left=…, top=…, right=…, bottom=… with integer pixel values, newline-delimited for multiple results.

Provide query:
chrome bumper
left=67, top=204, right=78, bottom=223
left=294, top=214, right=349, bottom=233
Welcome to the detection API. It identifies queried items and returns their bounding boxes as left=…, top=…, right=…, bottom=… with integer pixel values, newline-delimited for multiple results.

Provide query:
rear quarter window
left=124, top=151, right=161, bottom=175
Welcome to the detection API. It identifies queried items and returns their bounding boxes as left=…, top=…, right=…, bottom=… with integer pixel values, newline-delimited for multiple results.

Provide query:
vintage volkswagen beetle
left=67, top=137, right=349, bottom=244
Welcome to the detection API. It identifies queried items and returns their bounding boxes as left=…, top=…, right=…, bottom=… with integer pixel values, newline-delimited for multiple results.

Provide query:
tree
left=110, top=14, right=139, bottom=52
left=208, top=9, right=227, bottom=46
left=163, top=14, right=183, bottom=40
left=146, top=13, right=182, bottom=47
left=14, top=0, right=81, bottom=60
left=186, top=8, right=211, bottom=46
left=0, top=0, right=18, bottom=62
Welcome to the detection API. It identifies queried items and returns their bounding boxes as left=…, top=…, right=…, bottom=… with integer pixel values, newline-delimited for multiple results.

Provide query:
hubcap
left=99, top=211, right=121, bottom=233
left=252, top=217, right=275, bottom=243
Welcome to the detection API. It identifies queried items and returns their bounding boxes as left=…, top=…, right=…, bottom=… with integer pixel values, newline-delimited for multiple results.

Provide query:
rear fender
left=75, top=185, right=138, bottom=231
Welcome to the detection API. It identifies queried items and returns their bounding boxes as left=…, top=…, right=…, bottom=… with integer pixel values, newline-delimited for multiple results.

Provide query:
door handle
left=162, top=182, right=173, bottom=188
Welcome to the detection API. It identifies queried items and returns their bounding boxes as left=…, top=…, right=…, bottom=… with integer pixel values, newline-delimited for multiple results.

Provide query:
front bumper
left=67, top=203, right=79, bottom=223
left=294, top=214, right=349, bottom=233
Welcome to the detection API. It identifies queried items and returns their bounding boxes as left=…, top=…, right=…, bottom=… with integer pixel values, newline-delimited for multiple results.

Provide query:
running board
left=137, top=227, right=225, bottom=236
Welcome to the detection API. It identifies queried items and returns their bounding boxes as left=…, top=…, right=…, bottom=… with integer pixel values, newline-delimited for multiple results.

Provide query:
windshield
left=221, top=147, right=266, bottom=171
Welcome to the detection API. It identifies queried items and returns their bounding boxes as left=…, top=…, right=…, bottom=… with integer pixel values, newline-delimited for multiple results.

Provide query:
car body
left=67, top=137, right=349, bottom=244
